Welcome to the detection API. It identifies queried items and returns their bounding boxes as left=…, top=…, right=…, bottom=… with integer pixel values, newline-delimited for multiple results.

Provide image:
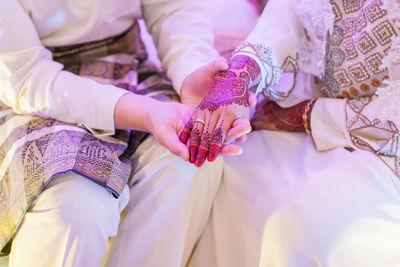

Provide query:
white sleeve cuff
left=311, top=98, right=352, bottom=151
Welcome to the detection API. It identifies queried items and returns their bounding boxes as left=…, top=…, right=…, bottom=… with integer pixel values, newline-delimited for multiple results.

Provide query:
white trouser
left=189, top=130, right=400, bottom=267
left=10, top=136, right=222, bottom=267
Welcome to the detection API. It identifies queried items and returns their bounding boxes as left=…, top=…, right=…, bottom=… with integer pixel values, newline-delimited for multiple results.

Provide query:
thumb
left=161, top=126, right=190, bottom=161
left=248, top=91, right=257, bottom=107
left=200, top=56, right=229, bottom=77
left=213, top=56, right=229, bottom=71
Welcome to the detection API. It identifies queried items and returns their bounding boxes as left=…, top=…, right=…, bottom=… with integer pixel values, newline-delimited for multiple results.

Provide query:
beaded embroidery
left=346, top=96, right=400, bottom=175
left=317, top=0, right=398, bottom=98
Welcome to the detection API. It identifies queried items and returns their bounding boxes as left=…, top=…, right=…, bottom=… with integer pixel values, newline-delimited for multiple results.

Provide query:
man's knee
left=36, top=172, right=120, bottom=234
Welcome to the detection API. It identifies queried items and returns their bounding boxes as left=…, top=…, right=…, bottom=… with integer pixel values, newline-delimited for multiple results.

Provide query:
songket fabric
left=188, top=0, right=400, bottom=266
left=0, top=21, right=180, bottom=254
left=0, top=0, right=218, bottom=256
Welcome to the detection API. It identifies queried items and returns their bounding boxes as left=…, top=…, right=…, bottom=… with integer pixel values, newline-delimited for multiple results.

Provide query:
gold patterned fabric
left=0, top=21, right=179, bottom=254
left=316, top=0, right=399, bottom=98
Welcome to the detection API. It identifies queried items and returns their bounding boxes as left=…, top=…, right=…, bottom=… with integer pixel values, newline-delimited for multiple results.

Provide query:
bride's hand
left=180, top=55, right=261, bottom=167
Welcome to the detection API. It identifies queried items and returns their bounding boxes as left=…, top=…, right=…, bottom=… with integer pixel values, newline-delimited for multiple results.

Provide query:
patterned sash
left=0, top=20, right=179, bottom=254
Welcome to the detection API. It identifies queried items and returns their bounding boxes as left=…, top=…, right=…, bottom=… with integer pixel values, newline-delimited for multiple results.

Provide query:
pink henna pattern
left=189, top=127, right=202, bottom=163
left=179, top=118, right=194, bottom=144
left=208, top=125, right=224, bottom=162
left=195, top=131, right=211, bottom=167
left=198, top=55, right=261, bottom=113
left=186, top=55, right=261, bottom=166
left=195, top=116, right=214, bottom=167
left=199, top=77, right=249, bottom=112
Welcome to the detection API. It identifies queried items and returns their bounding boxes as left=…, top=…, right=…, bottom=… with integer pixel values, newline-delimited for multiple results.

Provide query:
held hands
left=114, top=92, right=255, bottom=162
left=180, top=57, right=230, bottom=108
left=145, top=100, right=256, bottom=162
left=179, top=55, right=261, bottom=167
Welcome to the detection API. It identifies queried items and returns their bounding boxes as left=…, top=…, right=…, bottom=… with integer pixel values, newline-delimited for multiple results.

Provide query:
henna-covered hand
left=251, top=98, right=316, bottom=133
left=180, top=55, right=261, bottom=167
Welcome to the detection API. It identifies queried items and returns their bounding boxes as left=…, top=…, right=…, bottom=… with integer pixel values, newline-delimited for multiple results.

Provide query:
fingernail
left=194, top=160, right=203, bottom=167
left=208, top=144, right=221, bottom=162
left=195, top=149, right=207, bottom=167
left=207, top=153, right=216, bottom=162
left=189, top=146, right=197, bottom=164
left=179, top=130, right=190, bottom=144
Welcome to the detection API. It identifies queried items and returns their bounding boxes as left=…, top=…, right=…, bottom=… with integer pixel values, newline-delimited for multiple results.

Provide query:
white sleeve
left=311, top=86, right=400, bottom=167
left=0, top=0, right=128, bottom=135
left=141, top=0, right=219, bottom=94
left=233, top=0, right=305, bottom=102
left=310, top=98, right=352, bottom=151
left=244, top=0, right=302, bottom=68
left=235, top=0, right=334, bottom=103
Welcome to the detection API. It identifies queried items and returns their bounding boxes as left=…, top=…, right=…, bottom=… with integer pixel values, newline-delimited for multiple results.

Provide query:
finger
left=197, top=57, right=229, bottom=82
left=225, top=119, right=251, bottom=144
left=161, top=127, right=190, bottom=161
left=236, top=134, right=247, bottom=144
left=220, top=144, right=243, bottom=156
left=207, top=114, right=236, bottom=162
left=179, top=117, right=194, bottom=144
left=248, top=91, right=257, bottom=107
left=195, top=112, right=220, bottom=167
left=188, top=113, right=206, bottom=164
left=213, top=56, right=229, bottom=71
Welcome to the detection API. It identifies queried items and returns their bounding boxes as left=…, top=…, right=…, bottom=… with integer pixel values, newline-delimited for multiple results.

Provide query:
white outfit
left=1, top=0, right=222, bottom=266
left=189, top=0, right=400, bottom=266
left=0, top=0, right=218, bottom=134
left=10, top=137, right=222, bottom=267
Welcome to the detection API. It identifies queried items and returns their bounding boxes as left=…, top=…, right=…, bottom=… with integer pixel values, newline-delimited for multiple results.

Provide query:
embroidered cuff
left=233, top=42, right=284, bottom=101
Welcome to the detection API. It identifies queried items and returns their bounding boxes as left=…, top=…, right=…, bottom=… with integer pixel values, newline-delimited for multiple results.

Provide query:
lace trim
left=383, top=0, right=400, bottom=28
left=295, top=0, right=334, bottom=78
left=346, top=97, right=400, bottom=176
left=380, top=0, right=400, bottom=76
left=375, top=80, right=400, bottom=123
left=233, top=42, right=284, bottom=102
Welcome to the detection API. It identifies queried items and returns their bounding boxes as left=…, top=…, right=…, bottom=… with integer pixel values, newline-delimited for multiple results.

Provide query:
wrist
left=228, top=55, right=261, bottom=88
left=114, top=92, right=156, bottom=133
left=302, top=99, right=317, bottom=135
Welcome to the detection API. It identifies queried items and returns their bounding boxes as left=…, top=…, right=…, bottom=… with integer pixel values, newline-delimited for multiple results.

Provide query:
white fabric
left=10, top=171, right=129, bottom=267
left=242, top=0, right=400, bottom=172
left=311, top=98, right=351, bottom=151
left=9, top=136, right=223, bottom=267
left=189, top=130, right=400, bottom=267
left=0, top=0, right=218, bottom=134
left=103, top=136, right=223, bottom=267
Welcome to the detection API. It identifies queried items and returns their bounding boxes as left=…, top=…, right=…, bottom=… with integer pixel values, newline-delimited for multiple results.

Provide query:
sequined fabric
left=317, top=0, right=399, bottom=98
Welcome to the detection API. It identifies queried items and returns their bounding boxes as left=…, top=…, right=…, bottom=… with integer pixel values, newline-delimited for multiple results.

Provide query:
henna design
left=239, top=71, right=251, bottom=84
left=179, top=118, right=194, bottom=144
left=251, top=100, right=311, bottom=132
left=198, top=55, right=261, bottom=113
left=199, top=77, right=249, bottom=111
left=195, top=116, right=214, bottom=167
left=211, top=127, right=224, bottom=145
left=184, top=55, right=262, bottom=166
left=195, top=131, right=211, bottom=167
left=189, top=127, right=202, bottom=163
left=208, top=124, right=224, bottom=162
